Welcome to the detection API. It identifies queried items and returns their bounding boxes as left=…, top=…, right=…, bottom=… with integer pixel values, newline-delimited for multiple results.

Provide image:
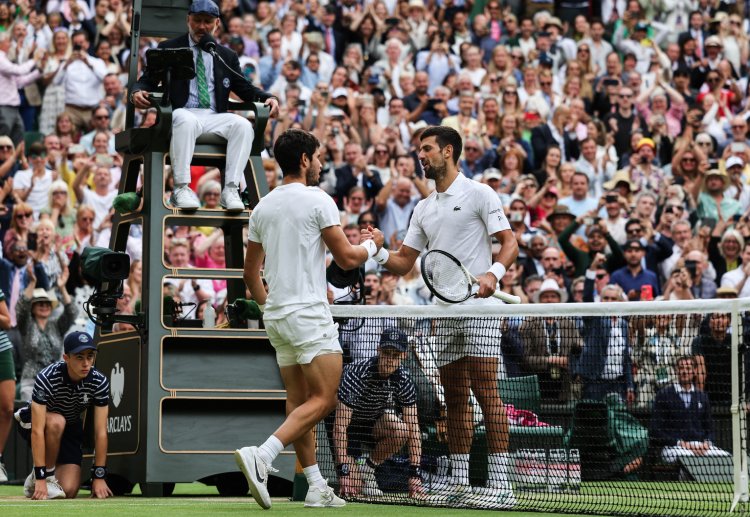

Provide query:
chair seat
left=196, top=134, right=228, bottom=146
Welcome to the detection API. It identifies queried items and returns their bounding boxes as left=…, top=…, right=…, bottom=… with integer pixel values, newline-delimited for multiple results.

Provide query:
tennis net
left=313, top=299, right=750, bottom=516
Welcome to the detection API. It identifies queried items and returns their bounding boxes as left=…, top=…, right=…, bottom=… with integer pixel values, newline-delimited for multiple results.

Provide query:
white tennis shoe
left=23, top=471, right=34, bottom=498
left=426, top=481, right=472, bottom=507
left=358, top=463, right=384, bottom=497
left=235, top=446, right=276, bottom=509
left=46, top=476, right=67, bottom=499
left=170, top=185, right=200, bottom=210
left=469, top=486, right=516, bottom=509
left=220, top=186, right=244, bottom=212
left=304, top=483, right=346, bottom=508
left=24, top=472, right=66, bottom=499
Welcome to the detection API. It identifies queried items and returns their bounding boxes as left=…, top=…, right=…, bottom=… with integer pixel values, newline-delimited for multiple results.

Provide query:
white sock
left=450, top=453, right=470, bottom=486
left=303, top=464, right=327, bottom=490
left=488, top=453, right=511, bottom=490
left=256, top=435, right=284, bottom=466
left=46, top=467, right=56, bottom=480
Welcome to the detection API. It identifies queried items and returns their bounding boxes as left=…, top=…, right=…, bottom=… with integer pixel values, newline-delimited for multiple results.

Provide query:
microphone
left=197, top=33, right=257, bottom=87
left=198, top=33, right=217, bottom=55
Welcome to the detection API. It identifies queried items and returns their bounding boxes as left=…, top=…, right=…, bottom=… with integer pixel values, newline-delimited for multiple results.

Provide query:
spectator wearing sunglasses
left=625, top=218, right=673, bottom=284
left=79, top=106, right=115, bottom=155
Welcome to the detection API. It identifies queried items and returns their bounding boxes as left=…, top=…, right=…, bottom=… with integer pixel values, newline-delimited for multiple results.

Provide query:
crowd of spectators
left=0, top=0, right=749, bottom=482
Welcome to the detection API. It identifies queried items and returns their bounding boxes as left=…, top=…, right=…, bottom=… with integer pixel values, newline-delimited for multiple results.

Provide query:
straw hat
left=546, top=204, right=575, bottom=223
left=30, top=288, right=59, bottom=310
left=533, top=278, right=568, bottom=303
left=603, top=170, right=635, bottom=192
left=703, top=169, right=730, bottom=190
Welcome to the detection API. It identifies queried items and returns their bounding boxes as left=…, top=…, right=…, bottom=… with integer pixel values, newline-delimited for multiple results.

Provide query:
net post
left=730, top=303, right=748, bottom=513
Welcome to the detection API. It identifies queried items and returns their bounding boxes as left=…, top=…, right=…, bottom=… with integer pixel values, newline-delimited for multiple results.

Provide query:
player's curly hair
left=273, top=129, right=320, bottom=177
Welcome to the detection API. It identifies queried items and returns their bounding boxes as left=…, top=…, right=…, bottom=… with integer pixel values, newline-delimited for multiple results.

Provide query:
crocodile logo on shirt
left=453, top=206, right=461, bottom=211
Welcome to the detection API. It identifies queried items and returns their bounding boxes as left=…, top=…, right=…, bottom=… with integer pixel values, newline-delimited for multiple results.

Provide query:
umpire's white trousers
left=661, top=443, right=731, bottom=463
left=170, top=108, right=254, bottom=188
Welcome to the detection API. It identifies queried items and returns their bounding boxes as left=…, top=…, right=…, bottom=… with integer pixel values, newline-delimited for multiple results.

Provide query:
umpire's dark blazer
left=650, top=384, right=714, bottom=448
left=132, top=34, right=274, bottom=112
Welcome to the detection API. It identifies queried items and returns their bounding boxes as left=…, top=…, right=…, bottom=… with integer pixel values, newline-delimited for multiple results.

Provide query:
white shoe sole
left=220, top=201, right=244, bottom=212
left=468, top=490, right=516, bottom=509
left=303, top=497, right=346, bottom=508
left=234, top=447, right=272, bottom=510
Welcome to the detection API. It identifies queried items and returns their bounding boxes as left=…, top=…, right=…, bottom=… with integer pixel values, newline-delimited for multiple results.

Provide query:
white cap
left=727, top=156, right=745, bottom=169
left=332, top=87, right=348, bottom=98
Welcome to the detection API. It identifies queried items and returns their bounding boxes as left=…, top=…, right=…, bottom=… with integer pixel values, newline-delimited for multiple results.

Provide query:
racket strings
left=423, top=253, right=472, bottom=302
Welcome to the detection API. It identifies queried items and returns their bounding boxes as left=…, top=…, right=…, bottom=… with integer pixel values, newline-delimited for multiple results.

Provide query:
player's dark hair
left=274, top=129, right=320, bottom=177
left=420, top=126, right=462, bottom=165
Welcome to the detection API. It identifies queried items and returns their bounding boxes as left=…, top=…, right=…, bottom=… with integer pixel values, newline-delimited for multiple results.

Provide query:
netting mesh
left=315, top=302, right=749, bottom=516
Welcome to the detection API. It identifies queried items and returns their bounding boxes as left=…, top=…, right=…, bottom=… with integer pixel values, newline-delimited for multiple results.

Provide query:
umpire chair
left=90, top=0, right=292, bottom=497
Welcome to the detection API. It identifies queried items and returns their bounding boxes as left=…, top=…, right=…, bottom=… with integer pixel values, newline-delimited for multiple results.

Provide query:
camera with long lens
left=81, top=247, right=131, bottom=321
left=225, top=298, right=263, bottom=328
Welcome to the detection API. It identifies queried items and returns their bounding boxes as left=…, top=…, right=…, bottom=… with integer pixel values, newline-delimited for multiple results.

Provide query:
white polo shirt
left=403, top=173, right=511, bottom=280
left=248, top=183, right=340, bottom=320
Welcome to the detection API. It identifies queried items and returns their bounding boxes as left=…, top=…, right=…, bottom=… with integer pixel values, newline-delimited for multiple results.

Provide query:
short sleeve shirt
left=403, top=173, right=511, bottom=278
left=248, top=183, right=341, bottom=320
left=28, top=361, right=109, bottom=424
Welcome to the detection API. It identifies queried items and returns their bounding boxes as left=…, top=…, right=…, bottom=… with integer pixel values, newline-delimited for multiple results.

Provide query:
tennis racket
left=420, top=249, right=522, bottom=304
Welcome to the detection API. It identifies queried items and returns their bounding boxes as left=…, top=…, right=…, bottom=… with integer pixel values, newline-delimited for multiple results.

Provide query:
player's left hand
left=475, top=273, right=497, bottom=298
left=265, top=97, right=280, bottom=118
left=91, top=478, right=114, bottom=499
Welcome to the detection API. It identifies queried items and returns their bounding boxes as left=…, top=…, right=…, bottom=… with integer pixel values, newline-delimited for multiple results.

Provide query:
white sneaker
left=170, top=185, right=200, bottom=210
left=0, top=462, right=7, bottom=483
left=46, top=476, right=66, bottom=499
left=304, top=482, right=346, bottom=508
left=469, top=486, right=516, bottom=509
left=426, top=482, right=472, bottom=507
left=220, top=186, right=244, bottom=212
left=23, top=471, right=34, bottom=498
left=234, top=446, right=276, bottom=509
left=358, top=463, right=383, bottom=497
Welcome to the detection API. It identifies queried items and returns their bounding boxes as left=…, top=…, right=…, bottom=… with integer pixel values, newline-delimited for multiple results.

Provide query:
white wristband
left=374, top=247, right=390, bottom=264
left=488, top=262, right=506, bottom=283
left=359, top=240, right=378, bottom=259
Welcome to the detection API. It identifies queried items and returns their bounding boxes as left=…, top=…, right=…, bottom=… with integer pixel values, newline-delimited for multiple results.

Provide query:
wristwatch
left=336, top=463, right=350, bottom=477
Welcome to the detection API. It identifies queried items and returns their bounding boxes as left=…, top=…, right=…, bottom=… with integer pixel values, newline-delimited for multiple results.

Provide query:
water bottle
left=203, top=304, right=216, bottom=328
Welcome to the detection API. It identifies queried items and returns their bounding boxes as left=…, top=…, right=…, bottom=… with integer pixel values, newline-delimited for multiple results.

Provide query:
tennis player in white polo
left=236, top=129, right=385, bottom=509
left=373, top=126, right=519, bottom=509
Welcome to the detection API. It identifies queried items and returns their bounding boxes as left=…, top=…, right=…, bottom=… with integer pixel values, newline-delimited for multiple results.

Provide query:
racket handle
left=492, top=290, right=522, bottom=304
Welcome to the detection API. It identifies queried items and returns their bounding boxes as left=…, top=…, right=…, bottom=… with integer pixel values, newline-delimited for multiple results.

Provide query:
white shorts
left=264, top=310, right=342, bottom=367
left=433, top=314, right=503, bottom=370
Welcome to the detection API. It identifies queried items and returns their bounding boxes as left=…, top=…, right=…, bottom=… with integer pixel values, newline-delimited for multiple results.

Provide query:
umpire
left=14, top=332, right=112, bottom=500
left=333, top=327, right=424, bottom=499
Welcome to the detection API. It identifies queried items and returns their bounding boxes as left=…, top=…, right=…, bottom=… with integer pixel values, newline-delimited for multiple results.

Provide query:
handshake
left=327, top=225, right=388, bottom=290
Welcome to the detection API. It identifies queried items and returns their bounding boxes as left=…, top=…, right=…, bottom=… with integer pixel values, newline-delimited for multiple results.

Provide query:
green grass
left=0, top=482, right=740, bottom=517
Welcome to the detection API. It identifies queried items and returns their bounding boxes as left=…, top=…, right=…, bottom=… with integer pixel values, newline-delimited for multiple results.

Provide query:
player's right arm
left=322, top=226, right=384, bottom=270
left=243, top=241, right=267, bottom=306
left=376, top=244, right=421, bottom=276
left=30, top=401, right=48, bottom=500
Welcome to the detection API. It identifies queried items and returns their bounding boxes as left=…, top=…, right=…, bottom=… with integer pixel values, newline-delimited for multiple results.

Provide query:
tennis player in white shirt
left=236, top=129, right=385, bottom=509
left=373, top=126, right=519, bottom=509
